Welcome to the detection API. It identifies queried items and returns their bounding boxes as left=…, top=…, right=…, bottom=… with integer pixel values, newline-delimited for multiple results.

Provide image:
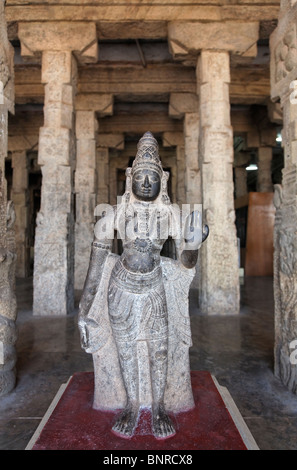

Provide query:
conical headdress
left=132, top=131, right=163, bottom=176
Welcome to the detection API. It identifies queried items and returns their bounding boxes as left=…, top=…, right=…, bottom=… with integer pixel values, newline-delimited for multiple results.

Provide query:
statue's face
left=132, top=168, right=161, bottom=201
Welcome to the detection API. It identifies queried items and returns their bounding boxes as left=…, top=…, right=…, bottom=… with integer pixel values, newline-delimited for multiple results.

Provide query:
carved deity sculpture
left=78, top=132, right=208, bottom=439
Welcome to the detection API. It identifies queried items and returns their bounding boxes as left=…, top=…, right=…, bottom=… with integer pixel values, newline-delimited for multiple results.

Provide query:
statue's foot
left=152, top=403, right=176, bottom=439
left=112, top=403, right=139, bottom=438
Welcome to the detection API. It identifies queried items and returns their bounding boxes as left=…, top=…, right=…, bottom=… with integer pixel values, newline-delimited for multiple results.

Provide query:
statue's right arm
left=78, top=238, right=112, bottom=315
left=78, top=212, right=114, bottom=348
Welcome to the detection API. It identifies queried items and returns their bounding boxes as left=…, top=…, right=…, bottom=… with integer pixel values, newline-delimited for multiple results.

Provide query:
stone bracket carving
left=270, top=4, right=297, bottom=102
left=18, top=21, right=98, bottom=64
left=168, top=21, right=259, bottom=60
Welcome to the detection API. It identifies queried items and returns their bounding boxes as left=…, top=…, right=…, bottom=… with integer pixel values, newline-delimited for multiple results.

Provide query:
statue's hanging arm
left=78, top=210, right=114, bottom=351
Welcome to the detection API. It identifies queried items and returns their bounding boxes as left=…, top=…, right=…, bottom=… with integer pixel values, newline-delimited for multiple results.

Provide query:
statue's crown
left=132, top=131, right=163, bottom=175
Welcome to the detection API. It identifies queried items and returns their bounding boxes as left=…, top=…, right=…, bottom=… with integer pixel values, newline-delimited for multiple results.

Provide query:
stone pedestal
left=197, top=51, right=240, bottom=315
left=25, top=371, right=258, bottom=450
left=0, top=1, right=17, bottom=395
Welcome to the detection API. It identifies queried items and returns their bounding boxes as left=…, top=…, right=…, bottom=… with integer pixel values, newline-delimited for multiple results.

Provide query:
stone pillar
left=96, top=147, right=110, bottom=205
left=184, top=112, right=201, bottom=205
left=75, top=110, right=97, bottom=291
left=74, top=94, right=113, bottom=290
left=18, top=22, right=98, bottom=315
left=168, top=21, right=259, bottom=314
left=176, top=145, right=186, bottom=205
left=34, top=50, right=77, bottom=315
left=197, top=50, right=240, bottom=315
left=270, top=1, right=297, bottom=393
left=168, top=93, right=200, bottom=206
left=162, top=131, right=185, bottom=205
left=234, top=167, right=248, bottom=199
left=96, top=133, right=124, bottom=206
left=0, top=1, right=17, bottom=395
left=11, top=150, right=29, bottom=277
left=257, top=146, right=273, bottom=192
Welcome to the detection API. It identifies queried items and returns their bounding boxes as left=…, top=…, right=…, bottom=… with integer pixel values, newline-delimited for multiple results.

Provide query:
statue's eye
left=133, top=174, right=144, bottom=182
left=133, top=171, right=160, bottom=184
left=149, top=175, right=159, bottom=183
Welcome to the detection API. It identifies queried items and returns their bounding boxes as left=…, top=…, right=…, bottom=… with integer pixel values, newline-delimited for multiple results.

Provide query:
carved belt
left=109, top=260, right=162, bottom=294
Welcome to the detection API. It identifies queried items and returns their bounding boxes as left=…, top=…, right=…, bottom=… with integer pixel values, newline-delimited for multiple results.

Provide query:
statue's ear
left=125, top=167, right=132, bottom=191
left=161, top=171, right=170, bottom=204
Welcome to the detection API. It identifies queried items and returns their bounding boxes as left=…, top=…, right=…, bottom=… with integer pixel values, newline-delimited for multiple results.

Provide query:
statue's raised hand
left=183, top=210, right=203, bottom=250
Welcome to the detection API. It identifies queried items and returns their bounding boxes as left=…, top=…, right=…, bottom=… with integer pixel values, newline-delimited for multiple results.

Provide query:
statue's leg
left=147, top=339, right=176, bottom=439
left=112, top=340, right=140, bottom=437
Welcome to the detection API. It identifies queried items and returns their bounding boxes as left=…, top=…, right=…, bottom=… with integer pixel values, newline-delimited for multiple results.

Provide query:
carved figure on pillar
left=0, top=0, right=17, bottom=396
left=270, top=1, right=297, bottom=395
left=78, top=132, right=208, bottom=439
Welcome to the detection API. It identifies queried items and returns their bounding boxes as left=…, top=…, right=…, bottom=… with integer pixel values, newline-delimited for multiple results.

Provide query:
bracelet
left=92, top=241, right=112, bottom=250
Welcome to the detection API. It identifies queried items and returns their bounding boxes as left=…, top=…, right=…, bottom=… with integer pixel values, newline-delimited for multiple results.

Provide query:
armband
left=92, top=241, right=112, bottom=250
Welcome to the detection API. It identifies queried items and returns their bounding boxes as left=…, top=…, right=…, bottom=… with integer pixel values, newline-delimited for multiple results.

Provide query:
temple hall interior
left=1, top=0, right=297, bottom=451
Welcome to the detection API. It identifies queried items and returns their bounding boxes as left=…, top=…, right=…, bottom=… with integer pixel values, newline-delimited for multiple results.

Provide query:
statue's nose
left=142, top=175, right=151, bottom=188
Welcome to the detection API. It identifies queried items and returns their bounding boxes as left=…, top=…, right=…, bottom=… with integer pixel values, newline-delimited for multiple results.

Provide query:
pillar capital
left=169, top=93, right=198, bottom=119
left=162, top=132, right=184, bottom=147
left=168, top=21, right=259, bottom=60
left=270, top=3, right=297, bottom=102
left=96, top=133, right=125, bottom=150
left=18, top=21, right=98, bottom=64
left=8, top=135, right=38, bottom=153
left=0, top=2, right=14, bottom=114
left=75, top=93, right=113, bottom=116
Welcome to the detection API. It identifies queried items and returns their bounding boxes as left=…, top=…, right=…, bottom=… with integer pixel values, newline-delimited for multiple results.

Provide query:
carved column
left=74, top=94, right=113, bottom=290
left=257, top=146, right=274, bottom=192
left=169, top=93, right=200, bottom=205
left=162, top=131, right=185, bottom=205
left=0, top=1, right=17, bottom=395
left=184, top=113, right=201, bottom=205
left=74, top=110, right=97, bottom=291
left=168, top=21, right=259, bottom=314
left=96, top=147, right=109, bottom=205
left=35, top=50, right=77, bottom=315
left=176, top=145, right=186, bottom=205
left=197, top=51, right=240, bottom=315
left=96, top=133, right=124, bottom=206
left=270, top=1, right=297, bottom=393
left=11, top=150, right=29, bottom=278
left=234, top=167, right=248, bottom=199
left=18, top=22, right=98, bottom=315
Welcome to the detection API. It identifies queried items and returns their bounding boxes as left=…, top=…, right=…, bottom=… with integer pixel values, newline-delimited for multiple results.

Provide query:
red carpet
left=30, top=371, right=248, bottom=450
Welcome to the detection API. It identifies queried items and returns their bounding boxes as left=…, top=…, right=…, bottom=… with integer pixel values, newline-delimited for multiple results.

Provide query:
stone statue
left=78, top=132, right=208, bottom=439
